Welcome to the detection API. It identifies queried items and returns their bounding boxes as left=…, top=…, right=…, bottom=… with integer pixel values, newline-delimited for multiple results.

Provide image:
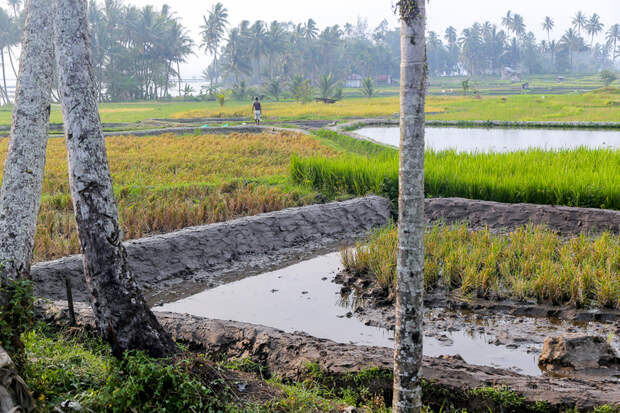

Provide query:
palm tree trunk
left=7, top=47, right=18, bottom=79
left=0, top=0, right=55, bottom=370
left=53, top=0, right=177, bottom=359
left=1, top=48, right=10, bottom=104
left=177, top=60, right=182, bottom=97
left=393, top=1, right=427, bottom=412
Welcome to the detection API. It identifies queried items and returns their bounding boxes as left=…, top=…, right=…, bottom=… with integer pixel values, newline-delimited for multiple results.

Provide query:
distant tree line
left=1, top=1, right=619, bottom=104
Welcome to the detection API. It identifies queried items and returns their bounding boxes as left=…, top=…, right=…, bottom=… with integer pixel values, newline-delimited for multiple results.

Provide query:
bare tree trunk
left=53, top=0, right=177, bottom=359
left=0, top=0, right=55, bottom=283
left=0, top=2, right=55, bottom=409
left=393, top=1, right=427, bottom=412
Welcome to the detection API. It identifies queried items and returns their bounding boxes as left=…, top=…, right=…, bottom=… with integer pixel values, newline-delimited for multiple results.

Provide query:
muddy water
left=356, top=127, right=620, bottom=152
left=158, top=253, right=542, bottom=376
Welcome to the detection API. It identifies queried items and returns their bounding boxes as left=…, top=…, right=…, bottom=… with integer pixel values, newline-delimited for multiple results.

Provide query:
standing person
left=253, top=97, right=262, bottom=125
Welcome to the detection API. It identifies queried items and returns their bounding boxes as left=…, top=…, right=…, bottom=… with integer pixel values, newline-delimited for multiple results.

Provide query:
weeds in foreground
left=342, top=223, right=620, bottom=309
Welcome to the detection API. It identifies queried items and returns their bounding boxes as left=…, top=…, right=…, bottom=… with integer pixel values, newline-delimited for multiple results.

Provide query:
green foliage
left=601, top=70, right=618, bottom=87
left=216, top=92, right=227, bottom=107
left=264, top=78, right=283, bottom=101
left=88, top=351, right=222, bottom=413
left=362, top=77, right=375, bottom=98
left=23, top=329, right=112, bottom=410
left=23, top=329, right=230, bottom=413
left=231, top=81, right=250, bottom=100
left=461, top=78, right=470, bottom=96
left=0, top=277, right=34, bottom=365
left=318, top=73, right=339, bottom=100
left=291, top=146, right=620, bottom=210
left=312, top=129, right=396, bottom=157
left=289, top=74, right=314, bottom=104
left=343, top=223, right=620, bottom=309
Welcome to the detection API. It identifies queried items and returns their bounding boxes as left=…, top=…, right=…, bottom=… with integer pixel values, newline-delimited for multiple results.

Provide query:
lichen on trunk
left=53, top=0, right=177, bottom=358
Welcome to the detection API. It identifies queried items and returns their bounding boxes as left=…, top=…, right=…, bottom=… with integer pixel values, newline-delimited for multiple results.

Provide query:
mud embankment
left=31, top=196, right=392, bottom=304
left=425, top=197, right=620, bottom=234
left=43, top=301, right=620, bottom=411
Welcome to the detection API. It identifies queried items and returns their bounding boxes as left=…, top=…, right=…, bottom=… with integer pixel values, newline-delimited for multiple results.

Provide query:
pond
left=355, top=127, right=620, bottom=152
left=158, top=252, right=542, bottom=376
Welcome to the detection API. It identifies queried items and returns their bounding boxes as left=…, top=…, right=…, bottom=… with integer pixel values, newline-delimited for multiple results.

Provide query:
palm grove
left=0, top=1, right=619, bottom=104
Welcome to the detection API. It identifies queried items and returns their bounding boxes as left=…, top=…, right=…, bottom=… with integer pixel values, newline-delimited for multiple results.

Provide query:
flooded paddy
left=356, top=127, right=620, bottom=152
left=157, top=252, right=576, bottom=377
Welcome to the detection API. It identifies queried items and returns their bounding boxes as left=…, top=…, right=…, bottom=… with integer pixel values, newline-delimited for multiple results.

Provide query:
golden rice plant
left=342, top=223, right=620, bottom=309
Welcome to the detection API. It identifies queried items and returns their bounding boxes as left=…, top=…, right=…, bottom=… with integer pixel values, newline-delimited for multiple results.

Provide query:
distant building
left=501, top=67, right=521, bottom=82
left=375, top=74, right=394, bottom=85
left=345, top=73, right=363, bottom=88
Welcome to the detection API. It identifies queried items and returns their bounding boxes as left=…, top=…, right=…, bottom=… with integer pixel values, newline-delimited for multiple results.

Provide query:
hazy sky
left=3, top=0, right=620, bottom=78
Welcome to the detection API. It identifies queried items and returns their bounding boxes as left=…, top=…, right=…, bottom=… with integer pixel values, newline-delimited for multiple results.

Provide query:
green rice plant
left=292, top=146, right=620, bottom=210
left=342, top=224, right=620, bottom=309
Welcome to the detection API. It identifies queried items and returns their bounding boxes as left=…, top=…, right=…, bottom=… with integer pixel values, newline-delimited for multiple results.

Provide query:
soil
left=42, top=301, right=620, bottom=410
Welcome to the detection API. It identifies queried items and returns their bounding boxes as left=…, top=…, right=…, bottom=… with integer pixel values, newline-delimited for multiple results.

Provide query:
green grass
left=292, top=132, right=620, bottom=210
left=2, top=85, right=618, bottom=126
left=342, top=223, right=620, bottom=309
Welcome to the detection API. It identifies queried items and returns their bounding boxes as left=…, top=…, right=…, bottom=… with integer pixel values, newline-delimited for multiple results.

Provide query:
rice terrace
left=0, top=0, right=619, bottom=412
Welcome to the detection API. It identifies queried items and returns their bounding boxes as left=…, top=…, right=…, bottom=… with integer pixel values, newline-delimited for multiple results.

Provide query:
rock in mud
left=538, top=334, right=620, bottom=372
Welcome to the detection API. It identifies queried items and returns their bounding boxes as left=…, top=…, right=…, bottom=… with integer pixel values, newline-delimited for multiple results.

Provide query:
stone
left=0, top=346, right=35, bottom=413
left=538, top=335, right=620, bottom=371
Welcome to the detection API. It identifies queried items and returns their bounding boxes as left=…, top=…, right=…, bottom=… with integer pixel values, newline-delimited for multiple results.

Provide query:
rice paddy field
left=342, top=223, right=620, bottom=309
left=291, top=132, right=620, bottom=210
left=1, top=87, right=618, bottom=126
left=0, top=131, right=333, bottom=262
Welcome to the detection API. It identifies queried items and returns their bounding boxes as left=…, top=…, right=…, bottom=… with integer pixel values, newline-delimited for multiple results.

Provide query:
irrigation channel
left=157, top=251, right=619, bottom=378
left=355, top=127, right=620, bottom=151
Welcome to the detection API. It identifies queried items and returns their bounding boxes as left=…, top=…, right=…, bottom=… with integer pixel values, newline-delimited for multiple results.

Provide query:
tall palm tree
left=512, top=14, right=526, bottom=38
left=200, top=2, right=229, bottom=87
left=265, top=21, right=286, bottom=79
left=304, top=18, right=318, bottom=40
left=501, top=10, right=513, bottom=34
left=393, top=0, right=427, bottom=411
left=586, top=14, right=604, bottom=47
left=572, top=11, right=587, bottom=35
left=542, top=17, right=554, bottom=43
left=560, top=28, right=581, bottom=70
left=248, top=20, right=266, bottom=77
left=606, top=24, right=620, bottom=62
left=0, top=7, right=11, bottom=104
left=6, top=0, right=21, bottom=18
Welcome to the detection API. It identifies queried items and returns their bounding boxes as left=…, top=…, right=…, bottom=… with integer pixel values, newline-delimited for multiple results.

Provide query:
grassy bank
left=27, top=327, right=618, bottom=413
left=2, top=88, right=618, bottom=126
left=0, top=132, right=332, bottom=262
left=342, top=223, right=620, bottom=309
left=291, top=132, right=620, bottom=210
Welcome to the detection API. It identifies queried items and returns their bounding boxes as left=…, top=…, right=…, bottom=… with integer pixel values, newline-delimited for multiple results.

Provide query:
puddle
left=158, top=252, right=542, bottom=376
left=356, top=127, right=620, bottom=152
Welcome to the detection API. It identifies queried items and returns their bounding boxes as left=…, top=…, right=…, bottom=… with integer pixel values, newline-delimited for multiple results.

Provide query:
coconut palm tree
left=586, top=14, right=604, bottom=47
left=512, top=14, right=526, bottom=38
left=542, top=17, right=554, bottom=43
left=501, top=10, right=513, bottom=34
left=606, top=24, right=620, bottom=62
left=6, top=0, right=21, bottom=18
left=200, top=2, right=229, bottom=87
left=304, top=18, right=318, bottom=40
left=393, top=0, right=427, bottom=410
left=572, top=11, right=587, bottom=35
left=560, top=28, right=581, bottom=70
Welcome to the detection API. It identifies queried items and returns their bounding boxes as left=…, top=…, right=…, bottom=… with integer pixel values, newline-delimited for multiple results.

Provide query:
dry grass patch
left=0, top=132, right=334, bottom=261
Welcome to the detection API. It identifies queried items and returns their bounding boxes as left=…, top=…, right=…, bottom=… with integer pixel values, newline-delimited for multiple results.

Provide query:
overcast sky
left=3, top=0, right=620, bottom=78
